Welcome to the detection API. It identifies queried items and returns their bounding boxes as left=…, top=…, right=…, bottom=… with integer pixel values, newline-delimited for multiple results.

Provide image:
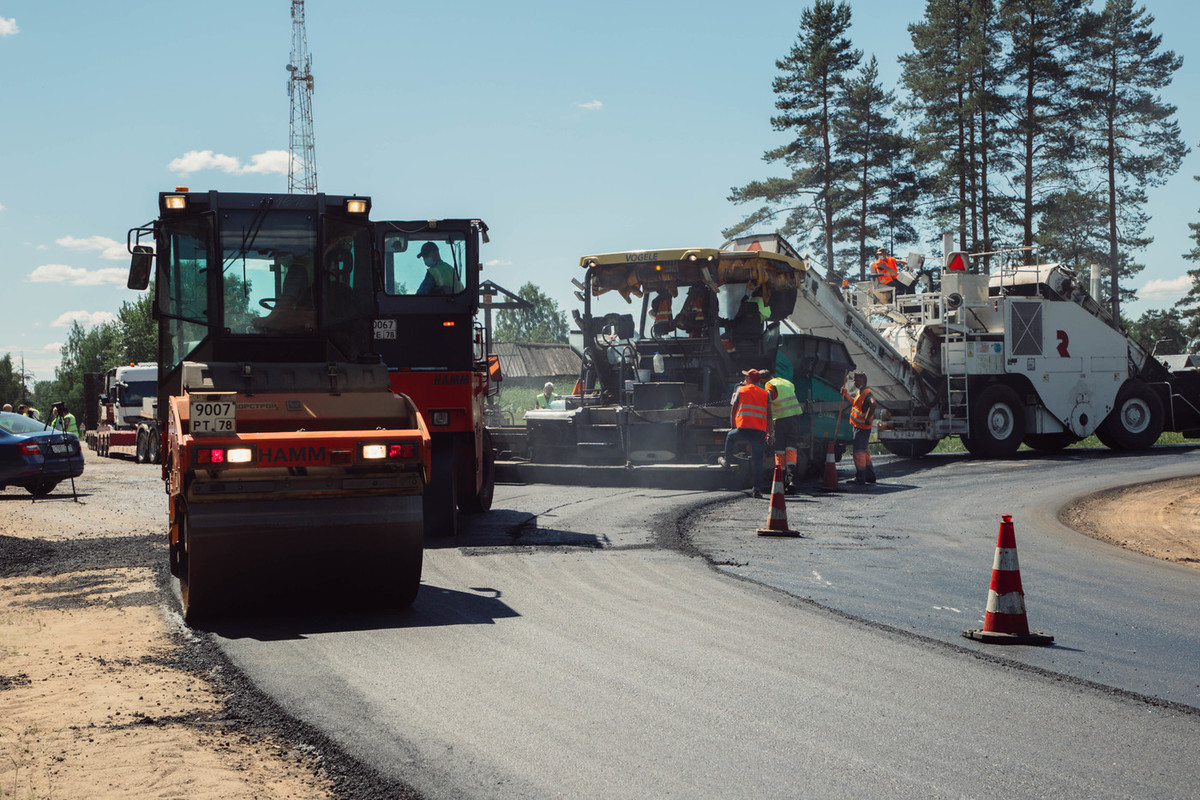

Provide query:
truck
left=774, top=232, right=1200, bottom=457
left=83, top=363, right=161, bottom=463
left=371, top=219, right=499, bottom=538
left=127, top=189, right=430, bottom=622
left=515, top=241, right=856, bottom=487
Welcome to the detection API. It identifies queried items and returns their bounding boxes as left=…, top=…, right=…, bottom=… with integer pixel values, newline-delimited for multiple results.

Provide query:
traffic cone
left=963, top=515, right=1054, bottom=646
left=757, top=466, right=800, bottom=537
left=819, top=441, right=839, bottom=492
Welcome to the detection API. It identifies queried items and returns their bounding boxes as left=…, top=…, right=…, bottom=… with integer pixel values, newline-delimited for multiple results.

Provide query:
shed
left=492, top=342, right=581, bottom=388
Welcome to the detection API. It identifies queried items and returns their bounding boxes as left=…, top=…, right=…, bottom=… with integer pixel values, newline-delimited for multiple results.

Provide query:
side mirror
left=128, top=246, right=153, bottom=290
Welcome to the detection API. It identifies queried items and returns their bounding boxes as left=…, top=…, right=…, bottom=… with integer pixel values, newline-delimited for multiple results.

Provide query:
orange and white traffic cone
left=757, top=466, right=800, bottom=537
left=819, top=441, right=840, bottom=492
left=963, top=515, right=1054, bottom=646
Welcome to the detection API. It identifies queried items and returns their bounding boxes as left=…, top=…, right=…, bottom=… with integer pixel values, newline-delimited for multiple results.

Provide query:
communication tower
left=287, top=0, right=317, bottom=194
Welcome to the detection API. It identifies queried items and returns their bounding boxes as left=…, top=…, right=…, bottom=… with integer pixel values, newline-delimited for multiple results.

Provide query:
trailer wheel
left=965, top=384, right=1024, bottom=458
left=146, top=430, right=161, bottom=464
left=423, top=438, right=458, bottom=538
left=1023, top=432, right=1078, bottom=452
left=135, top=429, right=147, bottom=463
left=1096, top=380, right=1163, bottom=451
left=458, top=429, right=496, bottom=514
left=881, top=439, right=938, bottom=459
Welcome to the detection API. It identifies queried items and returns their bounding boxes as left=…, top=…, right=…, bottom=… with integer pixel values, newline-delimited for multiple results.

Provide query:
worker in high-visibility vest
left=649, top=291, right=674, bottom=337
left=719, top=369, right=773, bottom=498
left=534, top=382, right=557, bottom=409
left=840, top=370, right=876, bottom=485
left=673, top=285, right=709, bottom=337
left=872, top=248, right=912, bottom=295
left=766, top=374, right=803, bottom=493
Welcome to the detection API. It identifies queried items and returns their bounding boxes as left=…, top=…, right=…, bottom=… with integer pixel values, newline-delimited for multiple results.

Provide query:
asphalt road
left=692, top=445, right=1200, bottom=708
left=204, top=455, right=1200, bottom=799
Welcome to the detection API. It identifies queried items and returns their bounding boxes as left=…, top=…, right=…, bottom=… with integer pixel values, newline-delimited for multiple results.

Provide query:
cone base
left=757, top=528, right=801, bottom=537
left=962, top=629, right=1054, bottom=646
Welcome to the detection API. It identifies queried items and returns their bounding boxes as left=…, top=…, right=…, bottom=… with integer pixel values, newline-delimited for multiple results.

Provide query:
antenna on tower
left=287, top=0, right=317, bottom=194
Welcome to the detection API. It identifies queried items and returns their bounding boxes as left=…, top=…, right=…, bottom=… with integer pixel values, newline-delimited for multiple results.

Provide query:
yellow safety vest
left=767, top=378, right=801, bottom=420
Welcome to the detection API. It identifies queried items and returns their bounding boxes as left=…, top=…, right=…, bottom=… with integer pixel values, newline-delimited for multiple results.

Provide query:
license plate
left=374, top=319, right=397, bottom=340
left=51, top=443, right=70, bottom=454
left=190, top=393, right=236, bottom=435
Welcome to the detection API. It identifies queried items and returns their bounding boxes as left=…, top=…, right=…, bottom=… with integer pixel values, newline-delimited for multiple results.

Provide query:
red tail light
left=18, top=442, right=41, bottom=456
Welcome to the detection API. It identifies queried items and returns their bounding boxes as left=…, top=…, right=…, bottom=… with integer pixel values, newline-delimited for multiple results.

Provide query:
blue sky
left=2, top=0, right=1198, bottom=386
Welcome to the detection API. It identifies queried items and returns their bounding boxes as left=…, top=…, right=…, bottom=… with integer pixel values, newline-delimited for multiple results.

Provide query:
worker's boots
left=849, top=468, right=867, bottom=486
left=865, top=464, right=876, bottom=484
left=784, top=465, right=797, bottom=494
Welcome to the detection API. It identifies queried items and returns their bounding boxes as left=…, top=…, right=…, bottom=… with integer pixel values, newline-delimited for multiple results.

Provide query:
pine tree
left=834, top=57, right=919, bottom=279
left=901, top=0, right=1007, bottom=260
left=1075, top=0, right=1188, bottom=319
left=996, top=0, right=1089, bottom=263
left=726, top=1, right=861, bottom=278
left=1175, top=175, right=1200, bottom=351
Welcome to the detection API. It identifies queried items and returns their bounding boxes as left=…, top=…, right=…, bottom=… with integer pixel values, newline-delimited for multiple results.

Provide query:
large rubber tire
left=1096, top=379, right=1164, bottom=451
left=423, top=438, right=458, bottom=538
left=1023, top=432, right=1078, bottom=452
left=177, top=509, right=208, bottom=625
left=135, top=429, right=148, bottom=463
left=458, top=429, right=496, bottom=514
left=964, top=384, right=1024, bottom=459
left=882, top=439, right=938, bottom=459
left=26, top=480, right=59, bottom=497
left=146, top=430, right=161, bottom=465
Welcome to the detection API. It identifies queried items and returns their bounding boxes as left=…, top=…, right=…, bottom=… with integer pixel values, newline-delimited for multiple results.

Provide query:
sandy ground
left=1, top=450, right=1196, bottom=799
left=1059, top=474, right=1200, bottom=571
left=0, top=451, right=334, bottom=800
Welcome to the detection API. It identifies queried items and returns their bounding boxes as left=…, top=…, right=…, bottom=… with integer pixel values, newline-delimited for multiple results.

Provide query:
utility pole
left=287, top=0, right=317, bottom=194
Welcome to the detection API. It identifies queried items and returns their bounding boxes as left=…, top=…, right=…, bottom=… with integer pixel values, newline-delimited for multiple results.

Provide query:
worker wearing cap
left=721, top=369, right=773, bottom=498
left=535, top=382, right=557, bottom=410
left=841, top=371, right=876, bottom=485
left=766, top=374, right=803, bottom=493
left=416, top=243, right=464, bottom=295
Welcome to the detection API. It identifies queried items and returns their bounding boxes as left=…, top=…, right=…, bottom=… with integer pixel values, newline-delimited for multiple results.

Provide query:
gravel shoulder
left=0, top=451, right=334, bottom=800
left=1, top=450, right=1196, bottom=798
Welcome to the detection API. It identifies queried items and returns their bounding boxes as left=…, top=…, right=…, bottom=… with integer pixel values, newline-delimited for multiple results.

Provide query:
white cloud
left=28, top=263, right=127, bottom=286
left=0, top=18, right=18, bottom=36
left=1140, top=275, right=1193, bottom=300
left=51, top=310, right=117, bottom=329
left=57, top=234, right=127, bottom=261
left=577, top=100, right=603, bottom=111
left=169, top=148, right=290, bottom=176
left=484, top=259, right=512, bottom=268
left=0, top=202, right=6, bottom=212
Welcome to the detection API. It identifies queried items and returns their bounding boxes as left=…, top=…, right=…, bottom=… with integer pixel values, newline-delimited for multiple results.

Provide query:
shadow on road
left=206, top=583, right=520, bottom=642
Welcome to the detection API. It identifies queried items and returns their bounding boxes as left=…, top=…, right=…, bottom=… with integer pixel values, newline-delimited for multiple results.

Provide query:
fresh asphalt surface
left=204, top=448, right=1200, bottom=799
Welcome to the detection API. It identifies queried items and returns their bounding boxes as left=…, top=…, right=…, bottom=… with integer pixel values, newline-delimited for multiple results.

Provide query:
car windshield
left=0, top=411, right=50, bottom=436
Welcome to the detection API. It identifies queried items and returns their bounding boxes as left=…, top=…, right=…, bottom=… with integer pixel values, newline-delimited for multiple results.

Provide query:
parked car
left=0, top=411, right=85, bottom=496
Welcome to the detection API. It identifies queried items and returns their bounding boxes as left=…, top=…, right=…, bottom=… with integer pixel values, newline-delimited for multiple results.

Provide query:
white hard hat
left=544, top=382, right=554, bottom=391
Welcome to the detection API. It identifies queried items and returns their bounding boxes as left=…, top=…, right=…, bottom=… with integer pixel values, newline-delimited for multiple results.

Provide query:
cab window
left=382, top=231, right=467, bottom=296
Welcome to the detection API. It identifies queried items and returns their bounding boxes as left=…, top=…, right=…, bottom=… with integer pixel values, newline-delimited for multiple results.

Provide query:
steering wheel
left=259, top=298, right=277, bottom=310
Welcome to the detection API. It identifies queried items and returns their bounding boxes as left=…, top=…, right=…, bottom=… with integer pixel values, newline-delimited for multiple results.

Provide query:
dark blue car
left=0, top=411, right=85, bottom=496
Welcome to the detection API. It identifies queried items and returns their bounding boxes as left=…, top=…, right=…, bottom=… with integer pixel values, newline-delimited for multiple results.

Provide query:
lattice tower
left=287, top=0, right=317, bottom=193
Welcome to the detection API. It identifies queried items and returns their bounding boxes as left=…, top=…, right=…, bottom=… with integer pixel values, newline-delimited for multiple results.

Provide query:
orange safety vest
left=849, top=387, right=875, bottom=430
left=734, top=383, right=770, bottom=432
left=872, top=256, right=897, bottom=285
left=651, top=295, right=672, bottom=323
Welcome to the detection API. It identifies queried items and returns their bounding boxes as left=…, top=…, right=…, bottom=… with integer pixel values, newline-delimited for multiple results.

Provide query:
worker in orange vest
left=872, top=248, right=912, bottom=295
left=649, top=290, right=674, bottom=337
left=719, top=369, right=774, bottom=498
left=840, top=370, right=876, bottom=485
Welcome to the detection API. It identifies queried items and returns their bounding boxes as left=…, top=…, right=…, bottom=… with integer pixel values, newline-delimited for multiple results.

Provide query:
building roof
left=492, top=342, right=580, bottom=379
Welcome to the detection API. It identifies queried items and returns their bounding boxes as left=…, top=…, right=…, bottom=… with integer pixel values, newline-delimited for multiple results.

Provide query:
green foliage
left=1174, top=174, right=1200, bottom=351
left=1123, top=308, right=1187, bottom=356
left=493, top=282, right=570, bottom=344
left=726, top=0, right=861, bottom=276
left=0, top=354, right=23, bottom=407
